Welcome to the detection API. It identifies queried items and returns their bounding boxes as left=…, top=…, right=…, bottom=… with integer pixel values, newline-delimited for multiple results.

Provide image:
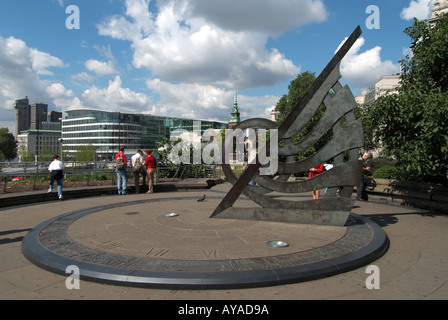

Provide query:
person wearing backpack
left=115, top=147, right=128, bottom=195
left=131, top=150, right=146, bottom=194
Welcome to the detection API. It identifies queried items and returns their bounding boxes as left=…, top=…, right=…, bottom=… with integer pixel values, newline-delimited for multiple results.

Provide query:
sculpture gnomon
left=211, top=26, right=364, bottom=226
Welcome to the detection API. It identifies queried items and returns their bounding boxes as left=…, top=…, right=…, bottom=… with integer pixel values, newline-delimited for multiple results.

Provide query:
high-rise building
left=14, top=97, right=63, bottom=161
left=14, top=98, right=62, bottom=135
left=14, top=97, right=30, bottom=137
left=30, top=103, right=48, bottom=130
left=49, top=111, right=63, bottom=123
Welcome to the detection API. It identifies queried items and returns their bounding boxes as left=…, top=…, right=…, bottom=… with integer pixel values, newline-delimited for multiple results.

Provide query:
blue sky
left=0, top=0, right=437, bottom=134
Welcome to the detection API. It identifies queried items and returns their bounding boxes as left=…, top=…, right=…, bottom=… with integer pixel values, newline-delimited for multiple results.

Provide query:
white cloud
left=63, top=75, right=279, bottom=125
left=146, top=79, right=279, bottom=122
left=0, top=36, right=67, bottom=131
left=30, top=49, right=65, bottom=76
left=124, top=0, right=154, bottom=36
left=188, top=0, right=328, bottom=34
left=55, top=0, right=65, bottom=7
left=1, top=1, right=330, bottom=132
left=85, top=59, right=117, bottom=77
left=97, top=0, right=323, bottom=89
left=71, top=72, right=95, bottom=83
left=67, top=76, right=152, bottom=114
left=46, top=83, right=73, bottom=99
left=337, top=37, right=400, bottom=90
left=401, top=0, right=435, bottom=20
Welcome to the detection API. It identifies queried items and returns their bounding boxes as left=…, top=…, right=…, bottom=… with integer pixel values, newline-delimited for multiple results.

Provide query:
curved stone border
left=22, top=197, right=389, bottom=289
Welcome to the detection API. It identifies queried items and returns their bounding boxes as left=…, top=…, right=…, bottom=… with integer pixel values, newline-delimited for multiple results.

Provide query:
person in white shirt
left=131, top=150, right=146, bottom=194
left=47, top=154, right=65, bottom=200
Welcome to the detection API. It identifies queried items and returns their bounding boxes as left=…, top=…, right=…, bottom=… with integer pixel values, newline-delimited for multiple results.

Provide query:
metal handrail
left=0, top=161, right=222, bottom=191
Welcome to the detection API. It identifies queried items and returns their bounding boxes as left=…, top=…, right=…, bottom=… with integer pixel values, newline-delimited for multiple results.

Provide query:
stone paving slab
left=0, top=182, right=447, bottom=300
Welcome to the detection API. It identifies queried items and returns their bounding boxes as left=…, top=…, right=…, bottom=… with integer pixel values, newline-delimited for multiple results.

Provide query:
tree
left=0, top=128, right=17, bottom=161
left=401, top=16, right=448, bottom=92
left=368, top=16, right=448, bottom=183
left=17, top=144, right=34, bottom=162
left=155, top=137, right=182, bottom=162
left=356, top=105, right=379, bottom=152
left=274, top=71, right=331, bottom=161
left=74, top=143, right=97, bottom=162
left=38, top=142, right=56, bottom=162
left=275, top=71, right=317, bottom=125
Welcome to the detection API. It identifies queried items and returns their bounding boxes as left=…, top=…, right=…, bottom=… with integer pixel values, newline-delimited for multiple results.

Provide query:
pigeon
left=197, top=194, right=206, bottom=202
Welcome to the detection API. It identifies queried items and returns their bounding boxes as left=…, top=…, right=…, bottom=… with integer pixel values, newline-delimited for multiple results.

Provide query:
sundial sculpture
left=212, top=26, right=364, bottom=227
left=21, top=27, right=391, bottom=290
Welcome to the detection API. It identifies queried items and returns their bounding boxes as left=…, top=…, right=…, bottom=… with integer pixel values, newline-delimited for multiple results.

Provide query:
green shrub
left=372, top=166, right=403, bottom=180
left=369, top=157, right=395, bottom=167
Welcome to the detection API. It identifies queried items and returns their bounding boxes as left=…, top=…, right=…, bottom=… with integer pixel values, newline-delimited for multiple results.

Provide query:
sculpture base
left=22, top=196, right=388, bottom=289
left=212, top=207, right=350, bottom=226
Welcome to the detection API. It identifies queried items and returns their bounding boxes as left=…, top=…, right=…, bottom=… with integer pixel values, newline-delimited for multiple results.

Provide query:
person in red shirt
left=308, top=163, right=324, bottom=199
left=115, top=147, right=128, bottom=195
left=144, top=149, right=157, bottom=194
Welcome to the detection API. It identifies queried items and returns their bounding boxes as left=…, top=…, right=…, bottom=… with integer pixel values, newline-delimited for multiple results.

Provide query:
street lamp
left=58, top=138, right=63, bottom=162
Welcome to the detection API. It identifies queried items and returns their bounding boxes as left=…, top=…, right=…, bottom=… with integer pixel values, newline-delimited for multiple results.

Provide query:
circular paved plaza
left=0, top=183, right=447, bottom=299
left=22, top=194, right=388, bottom=289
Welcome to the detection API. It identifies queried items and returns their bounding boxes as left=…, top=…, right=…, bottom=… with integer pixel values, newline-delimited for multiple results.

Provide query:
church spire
left=229, top=85, right=240, bottom=129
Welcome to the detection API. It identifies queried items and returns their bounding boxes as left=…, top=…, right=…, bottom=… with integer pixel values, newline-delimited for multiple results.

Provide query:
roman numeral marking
left=203, top=250, right=217, bottom=258
left=146, top=248, right=170, bottom=257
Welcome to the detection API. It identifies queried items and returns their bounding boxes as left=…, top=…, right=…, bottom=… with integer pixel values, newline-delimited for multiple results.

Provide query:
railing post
left=2, top=175, right=8, bottom=193
left=33, top=164, right=39, bottom=190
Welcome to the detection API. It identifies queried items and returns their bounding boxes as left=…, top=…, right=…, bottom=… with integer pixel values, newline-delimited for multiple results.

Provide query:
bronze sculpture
left=212, top=26, right=364, bottom=226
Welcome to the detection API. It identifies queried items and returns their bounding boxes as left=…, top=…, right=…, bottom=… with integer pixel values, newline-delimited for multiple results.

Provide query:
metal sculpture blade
left=211, top=26, right=364, bottom=226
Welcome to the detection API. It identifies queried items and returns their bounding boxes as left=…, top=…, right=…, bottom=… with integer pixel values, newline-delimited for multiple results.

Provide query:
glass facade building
left=62, top=109, right=228, bottom=159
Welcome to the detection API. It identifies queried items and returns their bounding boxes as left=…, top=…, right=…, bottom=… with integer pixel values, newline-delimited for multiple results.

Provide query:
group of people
left=46, top=147, right=158, bottom=200
left=114, top=147, right=157, bottom=195
left=47, top=147, right=371, bottom=201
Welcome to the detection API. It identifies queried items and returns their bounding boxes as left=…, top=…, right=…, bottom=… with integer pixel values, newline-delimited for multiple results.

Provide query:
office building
left=430, top=0, right=448, bottom=26
left=14, top=97, right=63, bottom=134
left=30, top=103, right=48, bottom=130
left=14, top=97, right=31, bottom=137
left=355, top=75, right=400, bottom=107
left=62, top=109, right=228, bottom=160
left=14, top=97, right=63, bottom=161
left=17, top=129, right=62, bottom=161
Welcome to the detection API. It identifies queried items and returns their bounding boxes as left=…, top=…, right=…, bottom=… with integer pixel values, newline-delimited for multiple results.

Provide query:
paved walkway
left=0, top=182, right=447, bottom=300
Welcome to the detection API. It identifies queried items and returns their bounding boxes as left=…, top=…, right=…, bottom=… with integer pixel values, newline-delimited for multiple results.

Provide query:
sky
left=0, top=0, right=437, bottom=134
